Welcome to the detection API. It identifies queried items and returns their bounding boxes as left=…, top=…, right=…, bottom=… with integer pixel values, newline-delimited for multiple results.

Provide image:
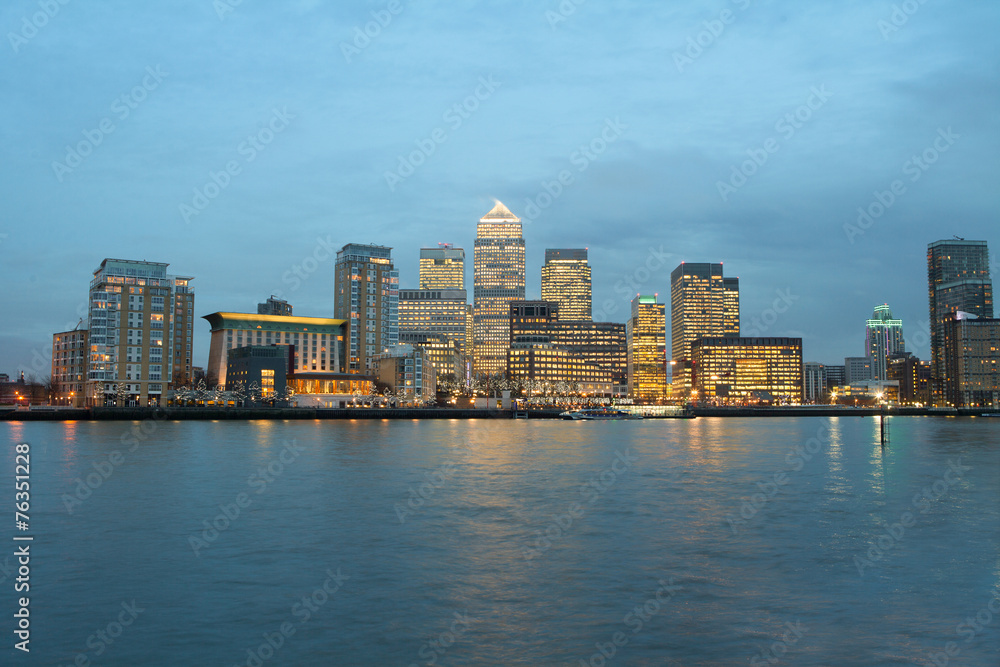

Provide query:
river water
left=2, top=417, right=998, bottom=666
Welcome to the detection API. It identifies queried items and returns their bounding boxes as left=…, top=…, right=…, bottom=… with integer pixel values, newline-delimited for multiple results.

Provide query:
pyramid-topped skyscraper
left=472, top=201, right=525, bottom=375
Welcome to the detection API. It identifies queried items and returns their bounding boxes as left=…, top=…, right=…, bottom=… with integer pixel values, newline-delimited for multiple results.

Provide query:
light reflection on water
left=1, top=417, right=998, bottom=666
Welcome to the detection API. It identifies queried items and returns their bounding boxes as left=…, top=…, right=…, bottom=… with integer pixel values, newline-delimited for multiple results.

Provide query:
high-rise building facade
left=52, top=327, right=89, bottom=407
left=85, top=259, right=195, bottom=406
left=803, top=361, right=826, bottom=403
left=541, top=249, right=592, bottom=321
left=670, top=263, right=739, bottom=395
left=419, top=244, right=465, bottom=290
left=865, top=304, right=905, bottom=381
left=627, top=295, right=667, bottom=401
left=887, top=353, right=932, bottom=405
left=473, top=201, right=525, bottom=375
left=692, top=337, right=803, bottom=404
left=399, top=288, right=468, bottom=378
left=844, top=356, right=874, bottom=384
left=334, top=244, right=399, bottom=374
left=927, top=239, right=994, bottom=401
left=943, top=312, right=1000, bottom=407
left=258, top=295, right=292, bottom=316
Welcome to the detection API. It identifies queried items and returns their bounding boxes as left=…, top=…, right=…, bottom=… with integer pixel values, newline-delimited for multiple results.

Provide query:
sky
left=1, top=0, right=998, bottom=379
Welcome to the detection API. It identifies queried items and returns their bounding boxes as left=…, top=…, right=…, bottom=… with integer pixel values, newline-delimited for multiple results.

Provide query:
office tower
left=844, top=356, right=874, bottom=384
left=927, top=239, right=993, bottom=401
left=473, top=201, right=525, bottom=375
left=51, top=327, right=89, bottom=407
left=627, top=295, right=667, bottom=400
left=943, top=312, right=1000, bottom=407
left=723, top=277, right=740, bottom=335
left=84, top=259, right=194, bottom=406
left=887, top=353, right=932, bottom=406
left=419, top=244, right=465, bottom=290
left=508, top=300, right=627, bottom=395
left=258, top=296, right=292, bottom=316
left=803, top=361, right=826, bottom=403
left=825, top=364, right=846, bottom=390
left=692, top=337, right=804, bottom=404
left=334, top=244, right=399, bottom=374
left=398, top=288, right=468, bottom=377
left=865, top=304, right=905, bottom=381
left=541, top=249, right=592, bottom=321
left=670, top=262, right=739, bottom=395
left=203, top=312, right=347, bottom=387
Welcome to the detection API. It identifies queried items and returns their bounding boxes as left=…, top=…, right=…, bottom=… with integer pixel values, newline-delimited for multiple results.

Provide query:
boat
left=559, top=408, right=644, bottom=420
left=981, top=413, right=1000, bottom=418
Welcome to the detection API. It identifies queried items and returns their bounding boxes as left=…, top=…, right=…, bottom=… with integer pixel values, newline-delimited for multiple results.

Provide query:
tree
left=115, top=381, right=129, bottom=406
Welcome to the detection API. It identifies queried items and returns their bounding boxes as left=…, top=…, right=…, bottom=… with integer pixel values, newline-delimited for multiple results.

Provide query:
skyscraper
left=419, top=244, right=465, bottom=290
left=85, top=258, right=194, bottom=406
left=258, top=295, right=292, bottom=316
left=473, top=201, right=525, bottom=375
left=865, top=304, right=905, bottom=381
left=627, top=295, right=666, bottom=400
left=334, top=244, right=399, bottom=374
left=541, top=249, right=592, bottom=321
left=670, top=262, right=739, bottom=395
left=927, top=239, right=993, bottom=401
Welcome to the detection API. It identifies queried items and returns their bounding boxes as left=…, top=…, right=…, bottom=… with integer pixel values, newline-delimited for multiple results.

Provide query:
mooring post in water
left=879, top=404, right=887, bottom=447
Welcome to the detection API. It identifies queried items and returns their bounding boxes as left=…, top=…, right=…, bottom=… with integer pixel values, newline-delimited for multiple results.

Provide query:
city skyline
left=2, top=2, right=998, bottom=377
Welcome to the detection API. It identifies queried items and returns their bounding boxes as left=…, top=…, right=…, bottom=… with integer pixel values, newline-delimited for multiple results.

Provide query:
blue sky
left=1, top=0, right=997, bottom=378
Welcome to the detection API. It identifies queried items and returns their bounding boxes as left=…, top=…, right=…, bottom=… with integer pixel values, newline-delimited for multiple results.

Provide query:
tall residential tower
left=334, top=244, right=399, bottom=374
left=927, top=239, right=993, bottom=401
left=865, top=304, right=905, bottom=381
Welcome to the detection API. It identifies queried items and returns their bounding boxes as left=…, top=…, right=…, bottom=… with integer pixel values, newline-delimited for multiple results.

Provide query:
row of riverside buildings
left=43, top=204, right=998, bottom=408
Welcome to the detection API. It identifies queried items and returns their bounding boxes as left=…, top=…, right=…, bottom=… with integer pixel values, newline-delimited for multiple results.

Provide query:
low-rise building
left=692, top=337, right=803, bottom=404
left=52, top=328, right=89, bottom=407
left=225, top=345, right=290, bottom=402
left=377, top=345, right=437, bottom=405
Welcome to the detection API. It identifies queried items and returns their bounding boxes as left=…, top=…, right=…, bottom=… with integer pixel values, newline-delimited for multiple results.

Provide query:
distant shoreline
left=1, top=406, right=994, bottom=422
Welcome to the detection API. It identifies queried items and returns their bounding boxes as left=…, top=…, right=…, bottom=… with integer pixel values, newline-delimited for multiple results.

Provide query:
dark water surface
left=1, top=417, right=998, bottom=666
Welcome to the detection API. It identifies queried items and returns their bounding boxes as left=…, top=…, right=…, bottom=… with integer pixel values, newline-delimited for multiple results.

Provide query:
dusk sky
left=2, top=0, right=997, bottom=379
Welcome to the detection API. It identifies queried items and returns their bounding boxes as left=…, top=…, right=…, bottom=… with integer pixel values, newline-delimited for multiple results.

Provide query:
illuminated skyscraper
left=399, top=288, right=468, bottom=378
left=627, top=295, right=666, bottom=400
left=334, top=244, right=399, bottom=374
left=865, top=304, right=905, bottom=381
left=927, top=239, right=993, bottom=402
left=692, top=337, right=803, bottom=404
left=541, top=249, right=592, bottom=321
left=670, top=263, right=739, bottom=395
left=419, top=244, right=465, bottom=290
left=473, top=201, right=525, bottom=375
